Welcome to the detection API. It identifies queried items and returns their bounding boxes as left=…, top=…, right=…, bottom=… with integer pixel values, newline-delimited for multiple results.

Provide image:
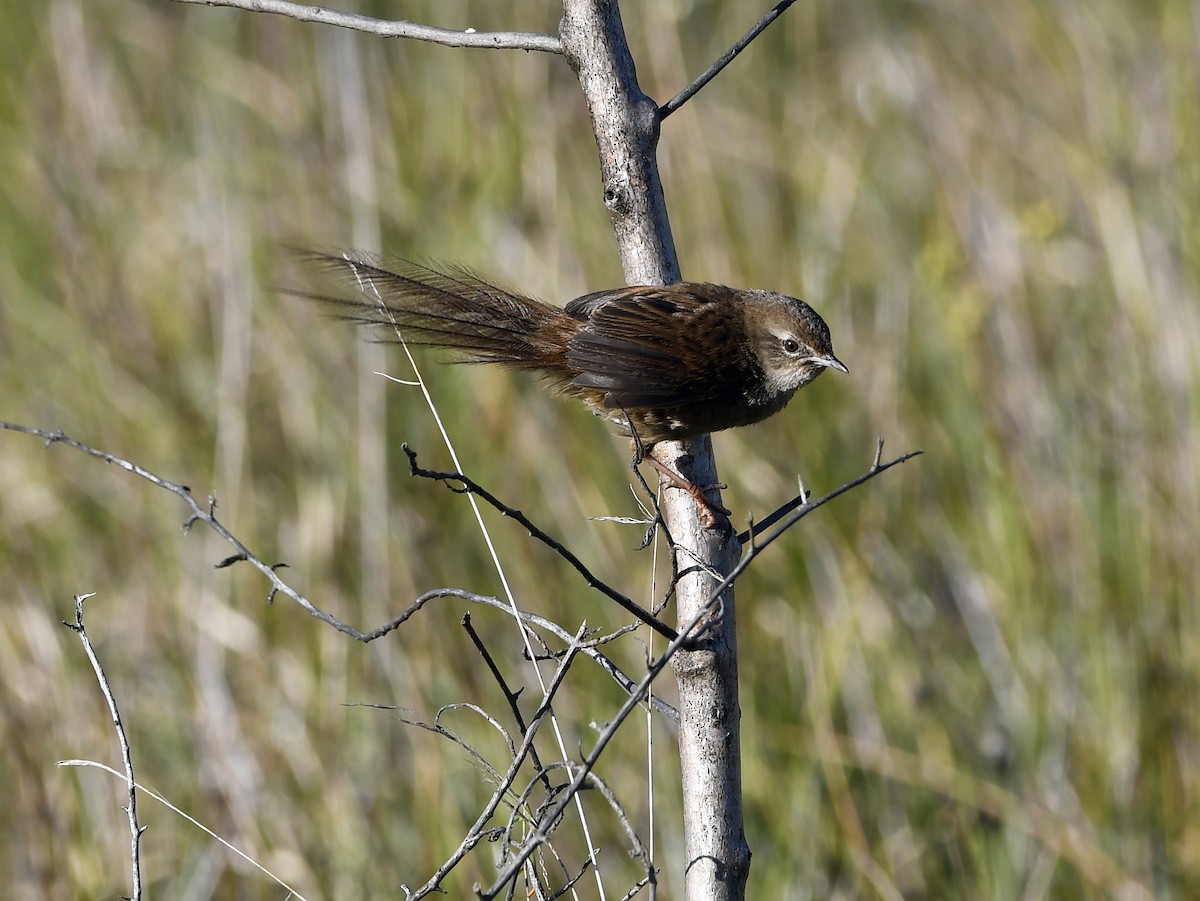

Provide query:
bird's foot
left=643, top=455, right=731, bottom=528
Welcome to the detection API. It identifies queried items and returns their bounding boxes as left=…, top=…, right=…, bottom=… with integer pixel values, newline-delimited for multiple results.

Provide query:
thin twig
left=63, top=594, right=144, bottom=901
left=659, top=1, right=797, bottom=119
left=463, top=612, right=555, bottom=795
left=405, top=444, right=678, bottom=642
left=169, top=0, right=564, bottom=53
left=544, top=857, right=593, bottom=900
left=539, top=763, right=653, bottom=891
left=618, top=873, right=657, bottom=901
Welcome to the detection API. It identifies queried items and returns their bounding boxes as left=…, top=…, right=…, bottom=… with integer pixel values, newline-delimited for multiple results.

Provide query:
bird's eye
left=782, top=337, right=801, bottom=355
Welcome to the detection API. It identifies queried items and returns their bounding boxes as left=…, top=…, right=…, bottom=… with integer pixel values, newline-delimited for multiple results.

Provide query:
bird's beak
left=817, top=354, right=849, bottom=374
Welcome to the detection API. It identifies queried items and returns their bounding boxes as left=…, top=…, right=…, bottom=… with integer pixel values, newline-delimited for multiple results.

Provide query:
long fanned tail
left=294, top=251, right=576, bottom=372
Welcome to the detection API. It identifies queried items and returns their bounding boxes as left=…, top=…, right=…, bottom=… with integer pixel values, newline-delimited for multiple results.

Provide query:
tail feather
left=294, top=251, right=574, bottom=371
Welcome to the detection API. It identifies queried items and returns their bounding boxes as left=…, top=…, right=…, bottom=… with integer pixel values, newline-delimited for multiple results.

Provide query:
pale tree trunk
left=561, top=3, right=751, bottom=898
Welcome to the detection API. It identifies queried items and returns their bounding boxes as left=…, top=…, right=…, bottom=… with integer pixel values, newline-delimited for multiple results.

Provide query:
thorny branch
left=0, top=421, right=676, bottom=720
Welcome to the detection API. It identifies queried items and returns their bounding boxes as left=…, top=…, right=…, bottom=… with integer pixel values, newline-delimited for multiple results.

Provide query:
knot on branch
left=603, top=177, right=631, bottom=215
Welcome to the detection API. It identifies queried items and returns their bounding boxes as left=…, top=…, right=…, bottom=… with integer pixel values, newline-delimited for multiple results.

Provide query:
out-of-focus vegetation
left=1, top=0, right=1196, bottom=897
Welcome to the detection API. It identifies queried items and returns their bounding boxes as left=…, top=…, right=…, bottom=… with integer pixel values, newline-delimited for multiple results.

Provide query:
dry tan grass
left=0, top=1, right=1196, bottom=897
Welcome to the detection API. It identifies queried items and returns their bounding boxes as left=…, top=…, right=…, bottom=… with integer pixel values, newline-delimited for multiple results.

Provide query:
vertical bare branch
left=560, top=3, right=749, bottom=897
left=63, top=594, right=144, bottom=901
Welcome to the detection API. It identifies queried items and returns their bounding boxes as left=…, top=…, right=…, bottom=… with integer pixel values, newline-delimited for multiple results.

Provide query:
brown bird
left=300, top=251, right=847, bottom=447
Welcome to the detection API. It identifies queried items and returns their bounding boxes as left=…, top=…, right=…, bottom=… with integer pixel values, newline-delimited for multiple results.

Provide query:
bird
left=298, top=251, right=847, bottom=449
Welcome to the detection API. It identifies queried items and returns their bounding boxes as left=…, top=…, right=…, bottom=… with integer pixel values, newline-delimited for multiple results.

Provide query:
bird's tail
left=293, top=251, right=574, bottom=372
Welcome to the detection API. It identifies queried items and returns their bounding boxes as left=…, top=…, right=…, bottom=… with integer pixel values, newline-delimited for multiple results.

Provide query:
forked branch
left=659, top=1, right=798, bottom=118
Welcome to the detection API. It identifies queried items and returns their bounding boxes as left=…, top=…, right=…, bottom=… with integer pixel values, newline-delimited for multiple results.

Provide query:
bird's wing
left=564, top=284, right=744, bottom=409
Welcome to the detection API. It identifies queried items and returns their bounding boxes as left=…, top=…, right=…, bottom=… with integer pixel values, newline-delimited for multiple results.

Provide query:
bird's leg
left=619, top=427, right=729, bottom=532
left=620, top=412, right=730, bottom=528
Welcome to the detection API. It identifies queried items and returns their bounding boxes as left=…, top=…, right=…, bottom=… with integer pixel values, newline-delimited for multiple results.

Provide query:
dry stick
left=169, top=0, right=564, bottom=53
left=404, top=444, right=678, bottom=642
left=481, top=442, right=922, bottom=898
left=462, top=612, right=556, bottom=796
left=62, top=593, right=144, bottom=901
left=659, top=1, right=798, bottom=119
left=10, top=427, right=916, bottom=894
left=0, top=421, right=677, bottom=721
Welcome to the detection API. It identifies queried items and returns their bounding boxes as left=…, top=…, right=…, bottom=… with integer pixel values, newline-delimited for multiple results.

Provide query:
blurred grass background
left=1, top=0, right=1197, bottom=897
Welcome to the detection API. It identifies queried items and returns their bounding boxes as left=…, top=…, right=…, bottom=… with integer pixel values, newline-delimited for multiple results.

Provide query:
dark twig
left=63, top=594, right=144, bottom=901
left=738, top=439, right=921, bottom=544
left=168, top=0, right=564, bottom=53
left=404, top=444, right=678, bottom=642
left=481, top=441, right=920, bottom=897
left=659, top=1, right=798, bottom=119
left=463, top=612, right=555, bottom=795
left=740, top=491, right=802, bottom=545
left=544, top=857, right=593, bottom=900
left=1, top=422, right=676, bottom=720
